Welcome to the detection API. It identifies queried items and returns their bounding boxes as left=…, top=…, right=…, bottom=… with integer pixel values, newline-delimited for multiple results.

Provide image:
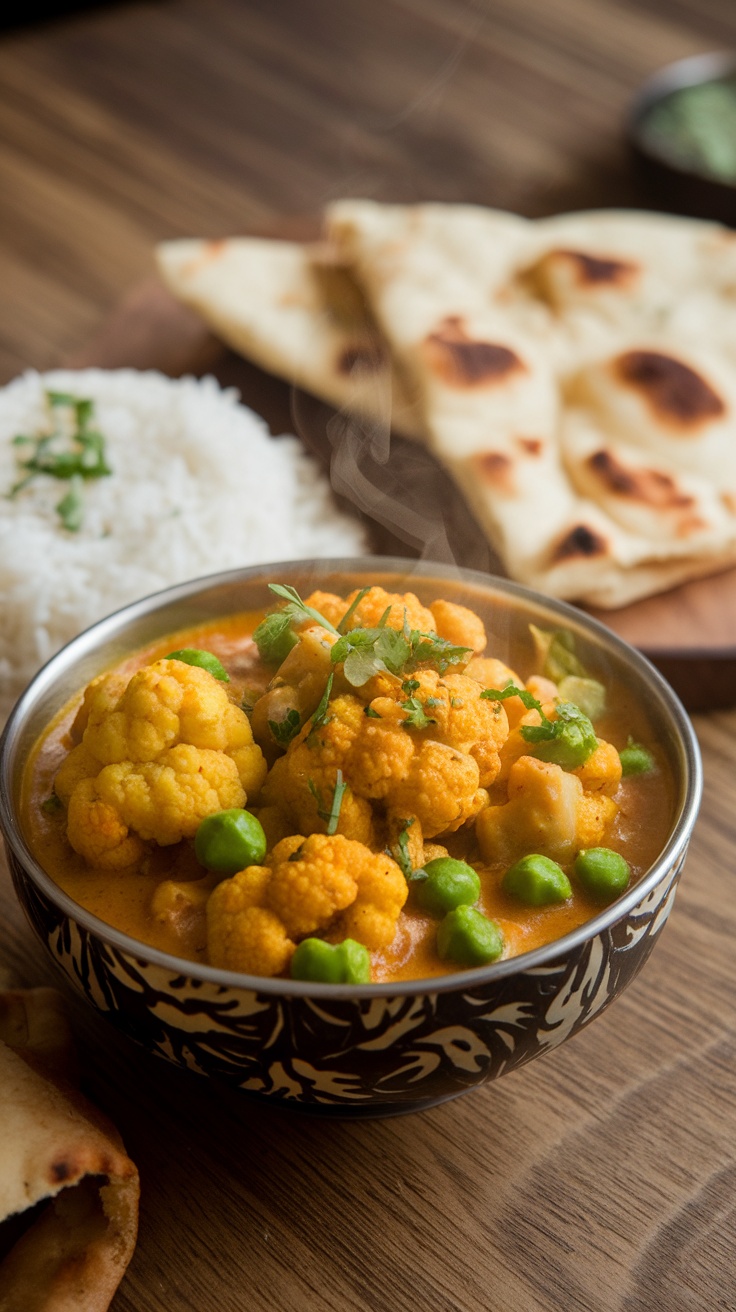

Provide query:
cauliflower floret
left=329, top=586, right=435, bottom=634
left=69, top=669, right=130, bottom=743
left=368, top=670, right=508, bottom=790
left=261, top=695, right=375, bottom=843
left=67, top=744, right=247, bottom=865
left=391, top=740, right=484, bottom=837
left=302, top=590, right=349, bottom=629
left=57, top=657, right=266, bottom=867
left=429, top=599, right=487, bottom=655
left=476, top=755, right=617, bottom=866
left=263, top=672, right=508, bottom=843
left=66, top=778, right=147, bottom=870
left=54, top=743, right=100, bottom=807
left=206, top=833, right=407, bottom=976
left=266, top=834, right=407, bottom=951
left=207, top=865, right=296, bottom=977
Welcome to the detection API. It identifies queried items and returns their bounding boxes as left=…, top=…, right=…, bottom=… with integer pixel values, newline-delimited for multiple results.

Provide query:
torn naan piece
left=327, top=199, right=736, bottom=607
left=0, top=987, right=139, bottom=1312
left=156, top=236, right=423, bottom=438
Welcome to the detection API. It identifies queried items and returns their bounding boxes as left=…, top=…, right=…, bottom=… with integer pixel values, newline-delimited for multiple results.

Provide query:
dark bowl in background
left=628, top=51, right=736, bottom=225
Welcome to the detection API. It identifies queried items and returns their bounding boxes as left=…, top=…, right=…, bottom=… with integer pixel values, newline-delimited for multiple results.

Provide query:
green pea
left=194, top=808, right=267, bottom=875
left=165, top=647, right=230, bottom=681
left=290, top=937, right=371, bottom=984
left=619, top=741, right=655, bottom=776
left=417, top=858, right=481, bottom=916
left=502, top=853, right=572, bottom=906
left=436, top=905, right=504, bottom=967
left=574, top=847, right=630, bottom=902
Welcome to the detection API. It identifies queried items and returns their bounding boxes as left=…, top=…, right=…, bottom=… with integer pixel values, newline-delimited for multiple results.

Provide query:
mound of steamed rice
left=0, top=368, right=368, bottom=722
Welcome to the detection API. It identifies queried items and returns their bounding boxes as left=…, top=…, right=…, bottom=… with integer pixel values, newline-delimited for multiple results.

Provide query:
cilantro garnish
left=268, top=708, right=302, bottom=746
left=404, top=634, right=472, bottom=675
left=521, top=701, right=598, bottom=769
left=40, top=794, right=63, bottom=815
left=330, top=623, right=471, bottom=688
left=392, top=819, right=426, bottom=883
left=400, top=697, right=436, bottom=731
left=9, top=391, right=112, bottom=531
left=402, top=678, right=420, bottom=694
left=308, top=770, right=347, bottom=835
left=306, top=675, right=334, bottom=746
left=482, top=684, right=597, bottom=769
left=267, top=584, right=339, bottom=634
left=337, top=587, right=371, bottom=634
left=55, top=475, right=85, bottom=532
left=364, top=705, right=381, bottom=718
left=330, top=625, right=409, bottom=687
left=481, top=683, right=544, bottom=714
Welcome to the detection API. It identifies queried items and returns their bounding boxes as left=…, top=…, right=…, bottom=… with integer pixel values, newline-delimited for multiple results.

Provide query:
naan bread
left=0, top=987, right=139, bottom=1312
left=327, top=199, right=736, bottom=607
left=156, top=236, right=423, bottom=439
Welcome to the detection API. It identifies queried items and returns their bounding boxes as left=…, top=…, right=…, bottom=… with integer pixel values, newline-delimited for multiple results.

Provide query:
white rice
left=0, top=368, right=368, bottom=721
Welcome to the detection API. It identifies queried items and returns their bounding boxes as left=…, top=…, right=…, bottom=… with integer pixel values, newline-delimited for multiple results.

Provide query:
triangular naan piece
left=0, top=988, right=139, bottom=1312
left=156, top=236, right=423, bottom=439
left=327, top=199, right=736, bottom=607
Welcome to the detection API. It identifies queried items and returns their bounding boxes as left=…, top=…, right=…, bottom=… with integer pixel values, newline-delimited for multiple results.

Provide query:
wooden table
left=1, top=2, right=735, bottom=1309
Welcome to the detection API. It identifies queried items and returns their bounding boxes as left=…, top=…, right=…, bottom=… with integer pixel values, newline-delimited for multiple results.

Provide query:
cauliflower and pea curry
left=22, top=582, right=673, bottom=984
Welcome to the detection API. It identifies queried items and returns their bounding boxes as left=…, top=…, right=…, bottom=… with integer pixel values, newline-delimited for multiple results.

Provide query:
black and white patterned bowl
left=0, top=559, right=702, bottom=1117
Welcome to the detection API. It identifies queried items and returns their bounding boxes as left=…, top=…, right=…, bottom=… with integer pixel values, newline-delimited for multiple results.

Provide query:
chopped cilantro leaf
left=268, top=708, right=302, bottom=746
left=267, top=584, right=339, bottom=634
left=306, top=676, right=334, bottom=745
left=404, top=632, right=472, bottom=675
left=337, top=587, right=371, bottom=634
left=393, top=819, right=426, bottom=883
left=364, top=705, right=381, bottom=718
left=401, top=678, right=420, bottom=693
left=309, top=770, right=347, bottom=835
left=400, top=696, right=436, bottom=731
left=8, top=391, right=111, bottom=531
left=41, top=794, right=63, bottom=815
left=521, top=701, right=598, bottom=769
left=481, top=683, right=544, bottom=714
left=56, top=475, right=84, bottom=532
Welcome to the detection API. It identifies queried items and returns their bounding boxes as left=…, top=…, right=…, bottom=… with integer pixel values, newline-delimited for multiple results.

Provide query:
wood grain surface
left=1, top=3, right=735, bottom=1311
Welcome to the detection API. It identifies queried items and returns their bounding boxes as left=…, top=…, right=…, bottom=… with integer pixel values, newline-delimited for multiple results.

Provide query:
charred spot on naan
left=422, top=316, right=527, bottom=388
left=587, top=450, right=694, bottom=510
left=550, top=524, right=608, bottom=564
left=614, top=351, right=726, bottom=428
left=517, top=436, right=544, bottom=457
left=473, top=451, right=516, bottom=493
left=336, top=341, right=387, bottom=375
left=520, top=247, right=640, bottom=306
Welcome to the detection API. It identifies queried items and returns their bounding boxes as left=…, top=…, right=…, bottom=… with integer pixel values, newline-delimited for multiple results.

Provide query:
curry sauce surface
left=21, top=608, right=677, bottom=983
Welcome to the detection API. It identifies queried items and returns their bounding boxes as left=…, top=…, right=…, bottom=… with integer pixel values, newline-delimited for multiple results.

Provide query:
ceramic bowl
left=628, top=51, right=736, bottom=224
left=0, top=559, right=702, bottom=1117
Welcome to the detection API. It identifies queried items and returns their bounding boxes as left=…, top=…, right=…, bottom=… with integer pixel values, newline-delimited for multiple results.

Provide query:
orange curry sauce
left=21, top=609, right=677, bottom=983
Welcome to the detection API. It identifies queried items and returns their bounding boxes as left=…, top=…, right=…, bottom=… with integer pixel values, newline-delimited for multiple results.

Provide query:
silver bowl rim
left=0, top=555, right=703, bottom=1000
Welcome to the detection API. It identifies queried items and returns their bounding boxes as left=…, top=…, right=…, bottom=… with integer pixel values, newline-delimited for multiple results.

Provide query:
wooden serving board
left=69, top=275, right=736, bottom=713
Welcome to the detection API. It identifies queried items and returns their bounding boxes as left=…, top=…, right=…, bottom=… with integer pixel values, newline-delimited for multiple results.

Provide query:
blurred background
left=1, top=0, right=734, bottom=383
